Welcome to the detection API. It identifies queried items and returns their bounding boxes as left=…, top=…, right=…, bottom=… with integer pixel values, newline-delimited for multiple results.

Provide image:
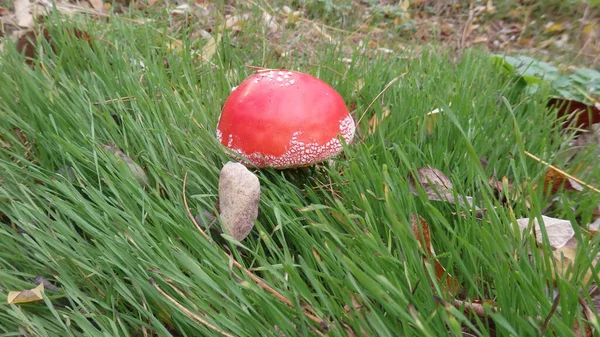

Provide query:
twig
left=92, top=96, right=137, bottom=105
left=540, top=293, right=561, bottom=336
left=356, top=73, right=407, bottom=126
left=149, top=278, right=235, bottom=337
left=459, top=2, right=475, bottom=53
left=524, top=151, right=600, bottom=194
left=245, top=65, right=275, bottom=72
left=182, top=173, right=327, bottom=328
left=182, top=172, right=209, bottom=238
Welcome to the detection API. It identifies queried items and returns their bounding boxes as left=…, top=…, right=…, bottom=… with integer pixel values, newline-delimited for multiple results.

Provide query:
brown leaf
left=410, top=213, right=432, bottom=255
left=101, top=144, right=148, bottom=187
left=410, top=167, right=453, bottom=194
left=409, top=167, right=480, bottom=212
left=410, top=214, right=459, bottom=295
left=0, top=135, right=10, bottom=149
left=543, top=166, right=584, bottom=195
left=7, top=283, right=44, bottom=304
left=218, top=162, right=260, bottom=241
left=33, top=276, right=60, bottom=292
left=16, top=28, right=92, bottom=66
left=548, top=98, right=600, bottom=133
left=489, top=175, right=509, bottom=201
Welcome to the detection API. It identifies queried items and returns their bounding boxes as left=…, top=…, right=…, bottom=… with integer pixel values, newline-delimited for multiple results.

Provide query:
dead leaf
left=194, top=210, right=217, bottom=230
left=589, top=218, right=600, bottom=234
left=0, top=7, right=9, bottom=16
left=33, top=276, right=60, bottom=292
left=409, top=167, right=479, bottom=212
left=101, top=144, right=148, bottom=187
left=425, top=103, right=450, bottom=135
left=367, top=107, right=390, bottom=135
left=516, top=215, right=574, bottom=249
left=517, top=216, right=600, bottom=283
left=425, top=108, right=441, bottom=135
left=224, top=14, right=248, bottom=32
left=410, top=214, right=459, bottom=295
left=7, top=283, right=44, bottom=304
left=218, top=162, right=260, bottom=241
left=472, top=36, right=489, bottom=44
left=14, top=0, right=34, bottom=28
left=262, top=11, right=279, bottom=34
left=170, top=4, right=190, bottom=14
left=543, top=166, right=584, bottom=195
left=16, top=28, right=92, bottom=66
left=410, top=166, right=453, bottom=191
left=400, top=0, right=410, bottom=12
left=548, top=98, right=600, bottom=133
left=87, top=0, right=104, bottom=12
left=489, top=175, right=507, bottom=199
left=198, top=33, right=220, bottom=64
left=545, top=22, right=567, bottom=33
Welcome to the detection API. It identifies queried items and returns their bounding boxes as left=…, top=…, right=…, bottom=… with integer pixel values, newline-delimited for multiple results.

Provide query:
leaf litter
left=409, top=166, right=483, bottom=217
left=101, top=143, right=149, bottom=188
left=7, top=282, right=44, bottom=305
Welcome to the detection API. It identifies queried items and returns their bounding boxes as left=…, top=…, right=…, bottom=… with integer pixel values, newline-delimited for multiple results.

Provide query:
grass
left=1, top=3, right=600, bottom=337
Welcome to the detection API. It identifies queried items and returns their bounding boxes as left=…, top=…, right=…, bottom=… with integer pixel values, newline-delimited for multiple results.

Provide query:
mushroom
left=216, top=70, right=355, bottom=169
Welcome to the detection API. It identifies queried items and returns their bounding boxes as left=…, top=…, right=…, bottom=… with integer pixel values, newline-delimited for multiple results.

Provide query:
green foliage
left=493, top=54, right=600, bottom=104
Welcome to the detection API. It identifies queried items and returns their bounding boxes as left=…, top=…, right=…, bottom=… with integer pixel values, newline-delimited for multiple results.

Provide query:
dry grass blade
left=182, top=172, right=327, bottom=328
left=525, top=151, right=600, bottom=194
left=149, top=278, right=235, bottom=337
left=356, top=73, right=407, bottom=127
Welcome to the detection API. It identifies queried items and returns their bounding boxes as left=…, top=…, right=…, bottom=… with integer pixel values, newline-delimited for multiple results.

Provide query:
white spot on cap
left=216, top=129, right=223, bottom=142
left=231, top=115, right=356, bottom=169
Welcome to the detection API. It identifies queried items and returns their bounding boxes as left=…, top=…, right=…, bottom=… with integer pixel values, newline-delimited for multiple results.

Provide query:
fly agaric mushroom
left=216, top=70, right=355, bottom=169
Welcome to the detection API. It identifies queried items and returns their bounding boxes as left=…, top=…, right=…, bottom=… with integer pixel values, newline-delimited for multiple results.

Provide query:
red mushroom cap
left=216, top=70, right=355, bottom=169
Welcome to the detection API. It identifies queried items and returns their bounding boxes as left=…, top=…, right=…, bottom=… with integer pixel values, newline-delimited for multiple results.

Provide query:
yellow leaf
left=7, top=283, right=44, bottom=304
left=166, top=39, right=183, bottom=52
left=368, top=107, right=391, bottom=135
left=400, top=0, right=410, bottom=12
left=486, top=0, right=495, bottom=14
left=545, top=22, right=565, bottom=33
left=583, top=23, right=598, bottom=36
left=200, top=34, right=221, bottom=64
